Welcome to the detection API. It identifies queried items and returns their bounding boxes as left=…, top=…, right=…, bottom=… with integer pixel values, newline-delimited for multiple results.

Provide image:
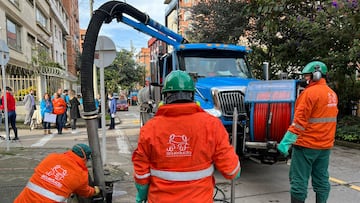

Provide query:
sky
left=78, top=0, right=168, bottom=52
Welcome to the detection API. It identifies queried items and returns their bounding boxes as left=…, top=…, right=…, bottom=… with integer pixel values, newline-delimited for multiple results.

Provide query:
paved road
left=1, top=106, right=360, bottom=202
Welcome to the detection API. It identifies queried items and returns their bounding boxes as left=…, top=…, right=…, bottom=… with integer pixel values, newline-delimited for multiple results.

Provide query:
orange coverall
left=52, top=97, right=67, bottom=115
left=289, top=78, right=338, bottom=149
left=14, top=151, right=95, bottom=203
left=132, top=103, right=240, bottom=203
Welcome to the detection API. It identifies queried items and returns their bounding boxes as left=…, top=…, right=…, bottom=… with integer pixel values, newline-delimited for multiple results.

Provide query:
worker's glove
left=277, top=131, right=298, bottom=157
left=235, top=168, right=241, bottom=180
left=94, top=186, right=101, bottom=196
left=135, top=183, right=149, bottom=203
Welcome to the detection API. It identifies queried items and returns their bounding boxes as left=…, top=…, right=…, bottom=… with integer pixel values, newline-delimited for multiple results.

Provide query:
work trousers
left=56, top=113, right=65, bottom=134
left=8, top=111, right=18, bottom=138
left=290, top=146, right=331, bottom=203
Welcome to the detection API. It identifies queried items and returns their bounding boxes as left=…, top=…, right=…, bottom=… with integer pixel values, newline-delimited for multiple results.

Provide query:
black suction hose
left=81, top=1, right=149, bottom=114
left=80, top=1, right=151, bottom=202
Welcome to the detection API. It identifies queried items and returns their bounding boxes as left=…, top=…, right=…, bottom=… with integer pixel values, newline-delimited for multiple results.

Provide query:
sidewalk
left=0, top=118, right=134, bottom=203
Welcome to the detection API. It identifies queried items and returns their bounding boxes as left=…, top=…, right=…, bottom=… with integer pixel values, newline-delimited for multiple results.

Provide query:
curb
left=335, top=140, right=360, bottom=150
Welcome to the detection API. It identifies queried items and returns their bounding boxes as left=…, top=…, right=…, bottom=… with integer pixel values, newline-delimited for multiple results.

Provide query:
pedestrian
left=14, top=143, right=101, bottom=202
left=52, top=93, right=67, bottom=134
left=0, top=88, right=2, bottom=127
left=0, top=86, right=18, bottom=140
left=69, top=90, right=81, bottom=134
left=63, top=89, right=70, bottom=128
left=40, top=93, right=54, bottom=135
left=132, top=70, right=241, bottom=203
left=138, top=77, right=154, bottom=126
left=23, top=89, right=36, bottom=125
left=277, top=61, right=338, bottom=203
left=108, top=93, right=117, bottom=130
left=95, top=94, right=102, bottom=128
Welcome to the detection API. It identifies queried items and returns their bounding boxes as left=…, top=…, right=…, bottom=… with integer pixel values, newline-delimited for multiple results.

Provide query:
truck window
left=184, top=57, right=252, bottom=78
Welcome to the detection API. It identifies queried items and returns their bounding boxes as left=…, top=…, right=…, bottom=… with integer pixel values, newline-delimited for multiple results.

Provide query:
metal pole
left=231, top=107, right=238, bottom=203
left=99, top=52, right=107, bottom=163
left=1, top=64, right=10, bottom=151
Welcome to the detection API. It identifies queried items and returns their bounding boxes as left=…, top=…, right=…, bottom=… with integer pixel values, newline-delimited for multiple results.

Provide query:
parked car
left=116, top=99, right=129, bottom=111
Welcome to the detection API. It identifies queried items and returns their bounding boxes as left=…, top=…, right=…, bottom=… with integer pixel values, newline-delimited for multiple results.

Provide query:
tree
left=188, top=0, right=249, bottom=44
left=189, top=0, right=360, bottom=116
left=102, top=49, right=144, bottom=94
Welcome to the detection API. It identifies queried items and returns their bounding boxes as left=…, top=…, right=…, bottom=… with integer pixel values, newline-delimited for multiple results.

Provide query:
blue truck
left=81, top=1, right=300, bottom=165
left=147, top=43, right=299, bottom=164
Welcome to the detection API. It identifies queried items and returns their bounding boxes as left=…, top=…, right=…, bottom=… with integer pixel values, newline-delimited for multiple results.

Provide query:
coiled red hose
left=253, top=103, right=291, bottom=142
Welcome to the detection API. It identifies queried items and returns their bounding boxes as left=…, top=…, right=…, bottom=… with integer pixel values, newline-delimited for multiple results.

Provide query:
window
left=27, top=33, right=36, bottom=59
left=36, top=8, right=48, bottom=28
left=6, top=18, right=21, bottom=51
left=27, top=0, right=34, bottom=6
left=9, top=0, right=19, bottom=7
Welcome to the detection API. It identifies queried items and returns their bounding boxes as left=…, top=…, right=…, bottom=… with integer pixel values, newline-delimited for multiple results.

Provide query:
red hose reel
left=253, top=102, right=291, bottom=142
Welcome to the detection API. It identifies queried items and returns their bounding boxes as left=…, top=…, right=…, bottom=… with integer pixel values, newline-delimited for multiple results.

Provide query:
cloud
left=79, top=0, right=167, bottom=52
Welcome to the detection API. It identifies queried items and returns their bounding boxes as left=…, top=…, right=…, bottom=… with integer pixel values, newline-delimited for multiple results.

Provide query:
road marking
left=329, top=177, right=360, bottom=192
left=31, top=134, right=54, bottom=147
left=116, top=130, right=131, bottom=154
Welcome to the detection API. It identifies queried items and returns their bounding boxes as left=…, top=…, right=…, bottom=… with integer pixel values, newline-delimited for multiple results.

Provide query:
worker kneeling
left=14, top=143, right=101, bottom=202
left=132, top=70, right=241, bottom=203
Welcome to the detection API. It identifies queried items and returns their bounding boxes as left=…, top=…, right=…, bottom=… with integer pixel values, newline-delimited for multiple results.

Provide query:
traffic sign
left=0, top=40, right=10, bottom=66
left=94, top=36, right=116, bottom=68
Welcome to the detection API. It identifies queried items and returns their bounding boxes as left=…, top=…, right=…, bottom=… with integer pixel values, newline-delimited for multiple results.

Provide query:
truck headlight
left=204, top=108, right=222, bottom=117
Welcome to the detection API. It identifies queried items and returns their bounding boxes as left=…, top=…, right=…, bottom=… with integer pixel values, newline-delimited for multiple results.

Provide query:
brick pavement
left=0, top=118, right=138, bottom=203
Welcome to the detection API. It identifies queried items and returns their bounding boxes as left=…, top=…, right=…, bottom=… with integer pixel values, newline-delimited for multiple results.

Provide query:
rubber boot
left=291, top=196, right=304, bottom=203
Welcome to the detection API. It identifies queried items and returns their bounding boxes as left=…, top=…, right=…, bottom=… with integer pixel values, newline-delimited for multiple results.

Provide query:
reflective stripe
left=309, top=117, right=337, bottom=123
left=26, top=181, right=67, bottom=202
left=292, top=123, right=305, bottom=131
left=151, top=164, right=214, bottom=181
left=135, top=172, right=151, bottom=180
left=227, top=162, right=240, bottom=176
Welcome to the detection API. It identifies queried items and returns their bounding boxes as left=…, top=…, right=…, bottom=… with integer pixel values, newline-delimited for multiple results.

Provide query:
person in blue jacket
left=108, top=93, right=117, bottom=130
left=40, top=93, right=54, bottom=134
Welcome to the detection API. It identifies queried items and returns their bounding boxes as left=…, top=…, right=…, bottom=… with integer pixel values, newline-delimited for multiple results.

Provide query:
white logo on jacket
left=166, top=134, right=192, bottom=157
left=327, top=92, right=337, bottom=107
left=40, top=165, right=68, bottom=188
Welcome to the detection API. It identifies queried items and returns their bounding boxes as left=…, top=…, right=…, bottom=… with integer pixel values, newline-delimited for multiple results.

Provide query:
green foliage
left=336, top=116, right=360, bottom=143
left=189, top=0, right=360, bottom=116
left=32, top=46, right=62, bottom=69
left=102, top=49, right=144, bottom=93
left=188, top=0, right=249, bottom=44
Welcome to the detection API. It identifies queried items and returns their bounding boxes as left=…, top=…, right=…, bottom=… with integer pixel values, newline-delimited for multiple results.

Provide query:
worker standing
left=14, top=144, right=101, bottom=202
left=132, top=70, right=241, bottom=203
left=277, top=61, right=338, bottom=203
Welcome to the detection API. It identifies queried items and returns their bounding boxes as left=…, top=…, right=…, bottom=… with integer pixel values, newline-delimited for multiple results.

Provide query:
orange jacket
left=289, top=78, right=338, bottom=149
left=14, top=151, right=95, bottom=203
left=132, top=103, right=240, bottom=203
left=52, top=97, right=67, bottom=115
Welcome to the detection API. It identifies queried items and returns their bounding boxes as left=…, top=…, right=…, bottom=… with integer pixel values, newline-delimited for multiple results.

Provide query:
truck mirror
left=150, top=60, right=160, bottom=86
left=188, top=72, right=199, bottom=83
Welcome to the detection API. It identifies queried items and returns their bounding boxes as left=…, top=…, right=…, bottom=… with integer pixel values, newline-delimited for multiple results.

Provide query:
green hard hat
left=302, top=61, right=328, bottom=75
left=72, top=143, right=92, bottom=160
left=162, top=70, right=195, bottom=94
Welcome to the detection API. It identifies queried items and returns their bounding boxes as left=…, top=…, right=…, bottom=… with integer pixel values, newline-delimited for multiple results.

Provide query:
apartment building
left=164, top=0, right=198, bottom=40
left=62, top=0, right=80, bottom=85
left=0, top=0, right=77, bottom=102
